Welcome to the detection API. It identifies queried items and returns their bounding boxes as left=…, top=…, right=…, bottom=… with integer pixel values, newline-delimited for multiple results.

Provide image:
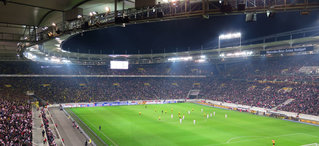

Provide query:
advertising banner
left=260, top=46, right=314, bottom=55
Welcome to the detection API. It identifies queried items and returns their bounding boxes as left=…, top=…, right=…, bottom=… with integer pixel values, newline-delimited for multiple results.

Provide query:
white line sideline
left=83, top=118, right=119, bottom=146
left=301, top=143, right=318, bottom=146
left=226, top=133, right=309, bottom=144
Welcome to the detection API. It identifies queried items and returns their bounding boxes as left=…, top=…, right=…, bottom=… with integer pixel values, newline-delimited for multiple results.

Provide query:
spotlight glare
left=105, top=7, right=110, bottom=12
left=219, top=32, right=241, bottom=40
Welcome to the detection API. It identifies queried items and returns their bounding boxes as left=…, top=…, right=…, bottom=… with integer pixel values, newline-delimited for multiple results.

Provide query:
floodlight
left=219, top=32, right=241, bottom=40
left=196, top=59, right=206, bottom=63
left=105, top=7, right=110, bottom=13
left=168, top=56, right=192, bottom=62
left=218, top=32, right=242, bottom=49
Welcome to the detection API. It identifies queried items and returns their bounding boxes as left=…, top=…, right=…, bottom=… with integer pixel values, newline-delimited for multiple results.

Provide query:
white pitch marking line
left=301, top=143, right=318, bottom=146
left=83, top=119, right=118, bottom=146
left=226, top=136, right=262, bottom=143
left=226, top=133, right=304, bottom=144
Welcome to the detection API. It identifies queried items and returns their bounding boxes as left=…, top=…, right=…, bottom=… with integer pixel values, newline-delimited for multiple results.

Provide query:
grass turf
left=69, top=103, right=319, bottom=146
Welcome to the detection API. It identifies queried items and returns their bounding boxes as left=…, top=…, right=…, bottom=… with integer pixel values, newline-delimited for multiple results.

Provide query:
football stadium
left=1, top=0, right=319, bottom=146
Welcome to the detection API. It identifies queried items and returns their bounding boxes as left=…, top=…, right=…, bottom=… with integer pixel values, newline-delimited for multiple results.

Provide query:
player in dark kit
left=99, top=125, right=101, bottom=131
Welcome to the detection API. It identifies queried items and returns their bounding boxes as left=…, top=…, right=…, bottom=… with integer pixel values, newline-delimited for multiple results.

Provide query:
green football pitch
left=69, top=103, right=319, bottom=146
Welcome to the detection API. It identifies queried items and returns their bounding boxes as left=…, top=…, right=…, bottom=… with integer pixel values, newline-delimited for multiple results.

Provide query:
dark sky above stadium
left=62, top=10, right=319, bottom=54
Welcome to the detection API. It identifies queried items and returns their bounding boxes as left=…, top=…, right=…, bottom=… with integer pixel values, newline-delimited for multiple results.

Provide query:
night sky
left=62, top=10, right=319, bottom=54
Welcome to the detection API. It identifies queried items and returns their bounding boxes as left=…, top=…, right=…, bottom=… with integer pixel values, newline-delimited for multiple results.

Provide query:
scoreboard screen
left=110, top=61, right=129, bottom=70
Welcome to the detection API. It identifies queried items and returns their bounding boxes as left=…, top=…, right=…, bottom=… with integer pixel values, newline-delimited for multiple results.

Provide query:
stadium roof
left=1, top=0, right=319, bottom=61
left=0, top=0, right=129, bottom=54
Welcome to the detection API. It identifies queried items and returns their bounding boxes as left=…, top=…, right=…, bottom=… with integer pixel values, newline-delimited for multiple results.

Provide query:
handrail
left=63, top=108, right=100, bottom=146
left=47, top=109, right=65, bottom=146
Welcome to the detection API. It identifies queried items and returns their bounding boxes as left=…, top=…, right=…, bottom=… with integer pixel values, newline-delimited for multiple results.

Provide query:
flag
left=172, top=83, right=178, bottom=86
left=144, top=83, right=150, bottom=86
left=42, top=84, right=50, bottom=87
left=4, top=84, right=11, bottom=88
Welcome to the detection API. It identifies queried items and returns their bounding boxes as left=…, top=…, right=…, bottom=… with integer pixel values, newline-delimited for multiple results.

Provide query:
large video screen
left=110, top=61, right=129, bottom=70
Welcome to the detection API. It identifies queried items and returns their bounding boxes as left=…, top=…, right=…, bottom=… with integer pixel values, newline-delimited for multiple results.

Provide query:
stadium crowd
left=0, top=90, right=32, bottom=145
left=41, top=109, right=56, bottom=146
left=0, top=54, right=317, bottom=146
left=0, top=76, right=318, bottom=116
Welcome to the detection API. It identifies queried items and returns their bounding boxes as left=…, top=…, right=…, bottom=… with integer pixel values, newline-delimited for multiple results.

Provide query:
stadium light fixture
left=218, top=32, right=242, bottom=49
left=222, top=51, right=253, bottom=58
left=168, top=56, right=192, bottom=62
left=219, top=32, right=241, bottom=40
left=196, top=59, right=206, bottom=63
left=62, top=59, right=71, bottom=64
left=105, top=7, right=110, bottom=13
left=55, top=37, right=62, bottom=44
left=51, top=57, right=61, bottom=63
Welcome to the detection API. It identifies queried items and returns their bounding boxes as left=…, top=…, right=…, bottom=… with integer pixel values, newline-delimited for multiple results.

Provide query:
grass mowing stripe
left=65, top=108, right=106, bottom=146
